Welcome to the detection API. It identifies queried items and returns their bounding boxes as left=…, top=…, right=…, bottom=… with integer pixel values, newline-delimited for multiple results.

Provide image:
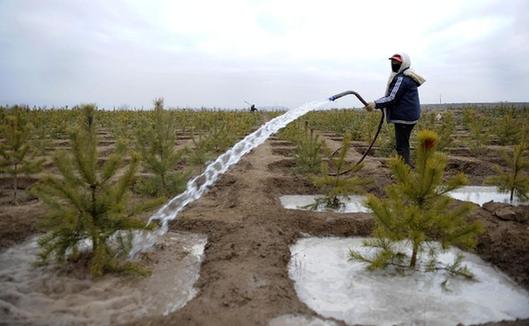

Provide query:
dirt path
left=136, top=139, right=373, bottom=325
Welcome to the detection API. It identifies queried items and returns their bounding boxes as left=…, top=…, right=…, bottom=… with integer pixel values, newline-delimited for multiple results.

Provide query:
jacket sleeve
left=374, top=76, right=407, bottom=109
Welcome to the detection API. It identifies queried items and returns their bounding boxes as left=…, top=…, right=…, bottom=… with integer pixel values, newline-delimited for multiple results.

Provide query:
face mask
left=391, top=62, right=401, bottom=73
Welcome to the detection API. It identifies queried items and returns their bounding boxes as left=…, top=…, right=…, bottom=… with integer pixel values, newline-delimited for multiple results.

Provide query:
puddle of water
left=269, top=314, right=337, bottom=326
left=289, top=237, right=529, bottom=326
left=448, top=186, right=529, bottom=206
left=0, top=232, right=206, bottom=325
left=279, top=195, right=370, bottom=213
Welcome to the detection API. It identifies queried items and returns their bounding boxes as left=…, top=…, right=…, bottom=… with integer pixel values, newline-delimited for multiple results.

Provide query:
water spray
left=130, top=100, right=330, bottom=256
left=131, top=92, right=384, bottom=255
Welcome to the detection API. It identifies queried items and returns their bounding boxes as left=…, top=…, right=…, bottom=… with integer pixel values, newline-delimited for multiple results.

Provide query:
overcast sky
left=0, top=0, right=528, bottom=109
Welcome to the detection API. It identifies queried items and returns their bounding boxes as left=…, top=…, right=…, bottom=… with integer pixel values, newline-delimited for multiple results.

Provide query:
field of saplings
left=0, top=101, right=264, bottom=248
left=0, top=102, right=528, bottom=324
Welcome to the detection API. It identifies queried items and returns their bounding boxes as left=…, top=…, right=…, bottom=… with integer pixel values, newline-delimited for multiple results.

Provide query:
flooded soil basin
left=0, top=231, right=207, bottom=325
left=448, top=186, right=529, bottom=206
left=279, top=195, right=370, bottom=213
left=289, top=237, right=529, bottom=325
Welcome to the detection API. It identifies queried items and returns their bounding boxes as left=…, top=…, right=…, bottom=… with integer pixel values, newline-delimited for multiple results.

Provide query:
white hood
left=386, top=52, right=425, bottom=93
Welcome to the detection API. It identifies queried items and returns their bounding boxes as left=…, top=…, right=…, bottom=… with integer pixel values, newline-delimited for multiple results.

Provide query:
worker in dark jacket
left=364, top=52, right=425, bottom=166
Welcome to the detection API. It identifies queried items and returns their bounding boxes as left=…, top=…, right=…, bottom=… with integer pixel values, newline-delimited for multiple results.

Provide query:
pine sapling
left=485, top=143, right=529, bottom=203
left=309, top=132, right=370, bottom=209
left=436, top=111, right=455, bottom=151
left=207, top=120, right=236, bottom=153
left=350, top=130, right=483, bottom=278
left=361, top=112, right=380, bottom=143
left=294, top=122, right=326, bottom=174
left=376, top=123, right=396, bottom=157
left=135, top=99, right=189, bottom=198
left=494, top=109, right=522, bottom=146
left=465, top=109, right=490, bottom=155
left=0, top=107, right=44, bottom=204
left=32, top=105, right=160, bottom=277
left=189, top=127, right=215, bottom=168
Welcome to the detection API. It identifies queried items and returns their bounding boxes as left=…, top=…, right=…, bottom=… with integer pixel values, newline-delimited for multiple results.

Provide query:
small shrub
left=464, top=109, right=490, bottom=155
left=33, top=105, right=159, bottom=278
left=135, top=99, right=189, bottom=198
left=494, top=109, right=522, bottom=146
left=376, top=124, right=396, bottom=157
left=485, top=143, right=529, bottom=202
left=309, top=132, right=369, bottom=209
left=0, top=107, right=44, bottom=204
left=294, top=124, right=326, bottom=174
left=350, top=130, right=483, bottom=278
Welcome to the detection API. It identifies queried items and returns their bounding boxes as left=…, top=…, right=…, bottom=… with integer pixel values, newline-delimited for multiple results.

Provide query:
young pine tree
left=135, top=99, right=189, bottom=198
left=435, top=111, right=455, bottom=151
left=465, top=109, right=490, bottom=155
left=294, top=122, right=326, bottom=174
left=494, top=109, right=522, bottom=146
left=350, top=130, right=483, bottom=276
left=485, top=143, right=529, bottom=203
left=376, top=123, right=396, bottom=157
left=33, top=105, right=158, bottom=277
left=0, top=107, right=44, bottom=204
left=188, top=128, right=216, bottom=168
left=310, top=132, right=370, bottom=209
left=206, top=120, right=236, bottom=153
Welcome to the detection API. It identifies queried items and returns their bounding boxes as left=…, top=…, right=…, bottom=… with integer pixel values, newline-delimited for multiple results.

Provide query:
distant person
left=364, top=53, right=425, bottom=166
left=250, top=104, right=257, bottom=112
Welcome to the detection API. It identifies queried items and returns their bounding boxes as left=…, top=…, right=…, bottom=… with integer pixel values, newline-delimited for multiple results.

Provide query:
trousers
left=394, top=123, right=415, bottom=166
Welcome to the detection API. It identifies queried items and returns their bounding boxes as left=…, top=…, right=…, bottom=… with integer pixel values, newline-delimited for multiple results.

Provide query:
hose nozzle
left=328, top=90, right=368, bottom=106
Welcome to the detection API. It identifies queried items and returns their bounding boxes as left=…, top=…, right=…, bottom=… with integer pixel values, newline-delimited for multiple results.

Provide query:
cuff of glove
left=365, top=102, right=376, bottom=111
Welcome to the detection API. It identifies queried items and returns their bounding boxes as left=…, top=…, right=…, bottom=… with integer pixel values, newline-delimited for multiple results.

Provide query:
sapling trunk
left=410, top=242, right=419, bottom=268
left=13, top=163, right=18, bottom=205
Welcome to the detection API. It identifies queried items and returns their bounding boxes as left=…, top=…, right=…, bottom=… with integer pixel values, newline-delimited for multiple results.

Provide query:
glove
left=364, top=102, right=376, bottom=112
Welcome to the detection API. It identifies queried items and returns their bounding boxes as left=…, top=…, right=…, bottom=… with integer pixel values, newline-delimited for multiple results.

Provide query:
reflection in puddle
left=279, top=195, right=370, bottom=213
left=448, top=186, right=529, bottom=206
left=289, top=237, right=529, bottom=325
left=0, top=232, right=207, bottom=325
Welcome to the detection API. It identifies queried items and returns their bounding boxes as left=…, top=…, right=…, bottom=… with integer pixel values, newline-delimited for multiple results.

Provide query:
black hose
left=327, top=90, right=385, bottom=176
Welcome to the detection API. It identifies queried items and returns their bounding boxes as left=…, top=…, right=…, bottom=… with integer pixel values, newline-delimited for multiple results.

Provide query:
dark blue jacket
left=374, top=71, right=421, bottom=124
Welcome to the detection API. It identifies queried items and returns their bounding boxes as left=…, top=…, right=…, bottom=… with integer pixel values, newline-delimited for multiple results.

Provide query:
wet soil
left=1, top=128, right=528, bottom=325
left=446, top=156, right=496, bottom=184
left=133, top=139, right=373, bottom=325
left=132, top=135, right=529, bottom=325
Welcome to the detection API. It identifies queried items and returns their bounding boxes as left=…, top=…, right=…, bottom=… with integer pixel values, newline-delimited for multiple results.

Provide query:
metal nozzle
left=328, top=90, right=368, bottom=106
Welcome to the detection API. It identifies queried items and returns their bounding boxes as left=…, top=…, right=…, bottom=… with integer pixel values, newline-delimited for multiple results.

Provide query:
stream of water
left=130, top=100, right=330, bottom=256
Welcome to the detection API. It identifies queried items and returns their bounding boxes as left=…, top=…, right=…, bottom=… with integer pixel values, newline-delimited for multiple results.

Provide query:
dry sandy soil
left=1, top=129, right=528, bottom=325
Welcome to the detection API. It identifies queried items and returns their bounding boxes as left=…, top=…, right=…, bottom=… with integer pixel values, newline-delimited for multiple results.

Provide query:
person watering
left=364, top=53, right=425, bottom=166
